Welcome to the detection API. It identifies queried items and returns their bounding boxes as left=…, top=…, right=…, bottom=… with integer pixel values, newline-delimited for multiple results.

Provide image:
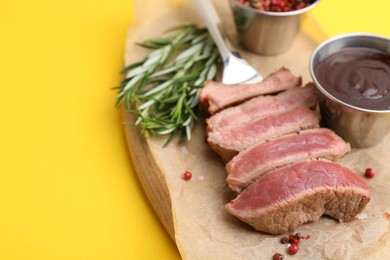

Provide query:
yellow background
left=0, top=0, right=389, bottom=259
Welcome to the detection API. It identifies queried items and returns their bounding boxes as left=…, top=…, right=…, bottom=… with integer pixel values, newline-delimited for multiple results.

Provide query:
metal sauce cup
left=310, top=33, right=390, bottom=148
left=229, top=0, right=320, bottom=55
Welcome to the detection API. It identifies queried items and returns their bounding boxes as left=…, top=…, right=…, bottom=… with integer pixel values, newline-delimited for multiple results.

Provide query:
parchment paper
left=124, top=0, right=390, bottom=259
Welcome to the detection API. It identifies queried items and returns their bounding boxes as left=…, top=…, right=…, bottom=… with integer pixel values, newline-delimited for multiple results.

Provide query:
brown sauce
left=315, top=47, right=390, bottom=110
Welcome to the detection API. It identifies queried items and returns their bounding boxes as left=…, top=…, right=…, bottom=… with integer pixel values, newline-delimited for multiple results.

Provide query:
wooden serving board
left=121, top=0, right=390, bottom=259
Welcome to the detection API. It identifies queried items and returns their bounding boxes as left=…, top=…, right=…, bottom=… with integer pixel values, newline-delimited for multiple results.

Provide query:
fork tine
left=222, top=54, right=263, bottom=85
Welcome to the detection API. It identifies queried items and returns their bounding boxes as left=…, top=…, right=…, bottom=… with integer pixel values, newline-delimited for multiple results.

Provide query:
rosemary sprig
left=115, top=23, right=221, bottom=146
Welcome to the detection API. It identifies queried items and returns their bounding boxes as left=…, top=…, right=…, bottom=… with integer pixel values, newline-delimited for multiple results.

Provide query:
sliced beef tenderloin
left=226, top=128, right=351, bottom=193
left=207, top=108, right=320, bottom=162
left=207, top=83, right=317, bottom=133
left=225, top=160, right=371, bottom=235
left=199, top=67, right=302, bottom=115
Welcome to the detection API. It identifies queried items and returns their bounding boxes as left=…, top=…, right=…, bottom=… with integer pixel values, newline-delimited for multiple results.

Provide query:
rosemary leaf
left=120, top=59, right=146, bottom=74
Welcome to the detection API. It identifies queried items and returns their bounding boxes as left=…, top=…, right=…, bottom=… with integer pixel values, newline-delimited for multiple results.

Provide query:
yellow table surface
left=0, top=0, right=389, bottom=259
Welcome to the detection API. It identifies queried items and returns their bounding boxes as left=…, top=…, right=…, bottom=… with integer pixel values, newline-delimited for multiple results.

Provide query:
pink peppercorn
left=364, top=168, right=376, bottom=179
left=183, top=171, right=192, bottom=181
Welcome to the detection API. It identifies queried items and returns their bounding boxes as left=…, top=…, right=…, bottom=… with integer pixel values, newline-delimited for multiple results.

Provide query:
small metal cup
left=310, top=33, right=390, bottom=148
left=229, top=0, right=320, bottom=55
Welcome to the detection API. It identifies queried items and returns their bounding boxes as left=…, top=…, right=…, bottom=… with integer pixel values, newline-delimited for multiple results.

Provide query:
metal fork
left=192, top=0, right=263, bottom=84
